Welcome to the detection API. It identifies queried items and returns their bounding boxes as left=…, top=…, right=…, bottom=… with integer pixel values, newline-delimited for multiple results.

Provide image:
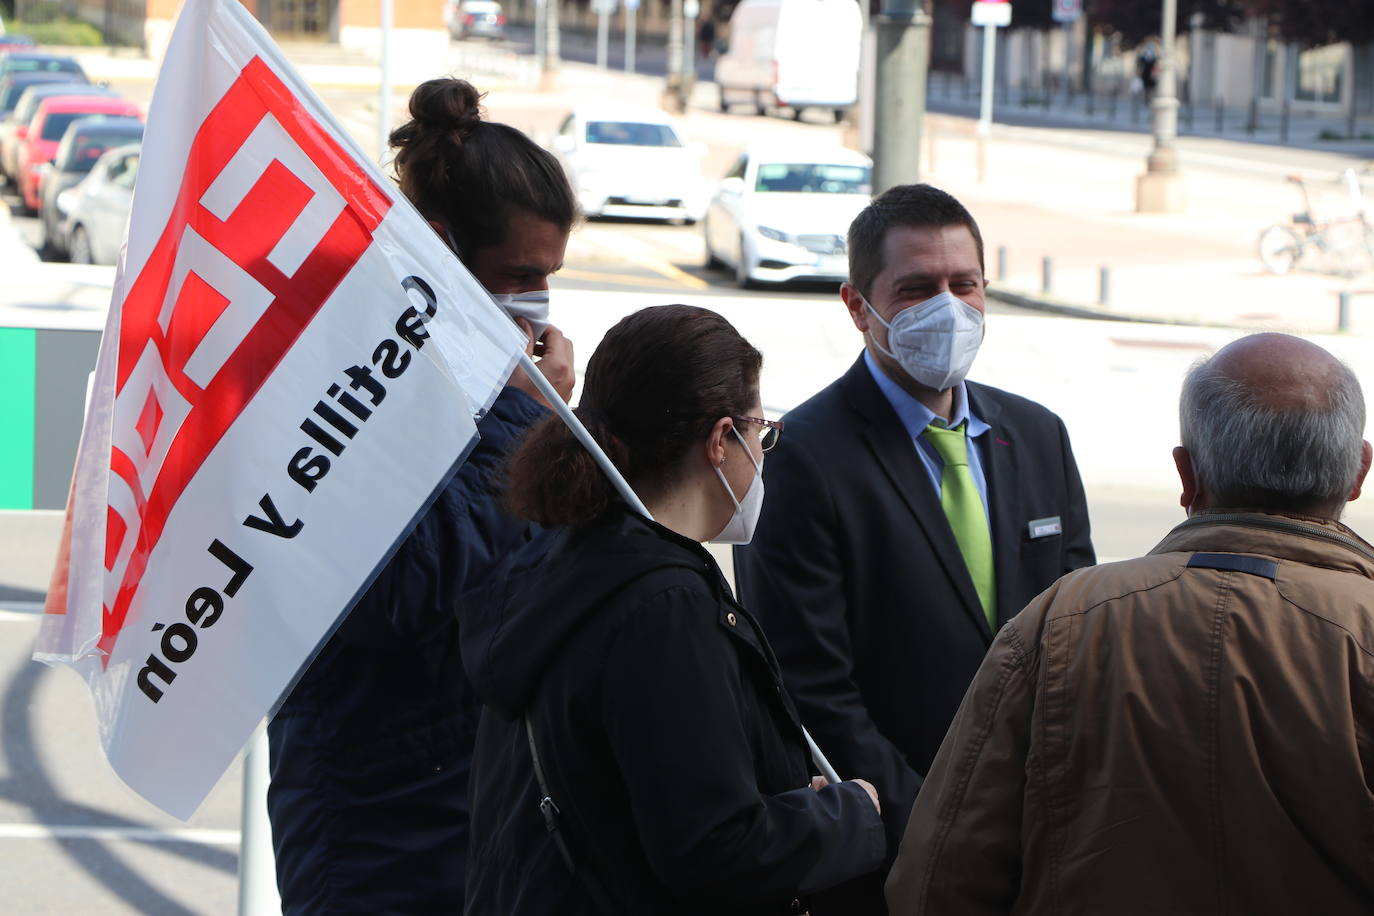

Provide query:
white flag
left=33, top=0, right=527, bottom=819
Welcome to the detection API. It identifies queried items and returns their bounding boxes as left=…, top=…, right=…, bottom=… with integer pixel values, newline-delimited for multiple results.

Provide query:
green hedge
left=7, top=18, right=104, bottom=47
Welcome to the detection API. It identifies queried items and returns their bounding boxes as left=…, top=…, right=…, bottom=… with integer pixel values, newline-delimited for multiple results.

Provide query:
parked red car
left=18, top=94, right=141, bottom=212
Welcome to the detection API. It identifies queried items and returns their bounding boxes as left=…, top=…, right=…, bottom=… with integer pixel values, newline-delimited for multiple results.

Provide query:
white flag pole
left=514, top=352, right=843, bottom=785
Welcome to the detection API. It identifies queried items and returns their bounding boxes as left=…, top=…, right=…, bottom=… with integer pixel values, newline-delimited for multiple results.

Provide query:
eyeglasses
left=733, top=416, right=785, bottom=452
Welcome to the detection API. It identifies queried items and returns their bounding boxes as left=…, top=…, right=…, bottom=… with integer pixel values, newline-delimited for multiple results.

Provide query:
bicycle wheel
left=1257, top=225, right=1303, bottom=275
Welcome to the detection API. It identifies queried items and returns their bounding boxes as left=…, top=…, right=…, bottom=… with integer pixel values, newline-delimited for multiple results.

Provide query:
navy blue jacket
left=266, top=386, right=546, bottom=915
left=462, top=509, right=887, bottom=915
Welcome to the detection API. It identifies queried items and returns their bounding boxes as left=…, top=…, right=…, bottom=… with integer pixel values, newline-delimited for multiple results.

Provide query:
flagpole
left=515, top=352, right=843, bottom=785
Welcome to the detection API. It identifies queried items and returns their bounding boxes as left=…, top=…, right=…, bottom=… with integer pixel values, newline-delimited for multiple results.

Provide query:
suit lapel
left=841, top=358, right=992, bottom=640
left=970, top=384, right=1022, bottom=629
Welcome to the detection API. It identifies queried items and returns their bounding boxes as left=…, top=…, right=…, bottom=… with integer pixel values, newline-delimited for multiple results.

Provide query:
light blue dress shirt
left=863, top=349, right=992, bottom=523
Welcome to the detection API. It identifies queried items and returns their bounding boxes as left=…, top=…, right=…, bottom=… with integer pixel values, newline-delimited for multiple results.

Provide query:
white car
left=703, top=146, right=872, bottom=287
left=551, top=107, right=708, bottom=224
left=60, top=142, right=138, bottom=265
left=446, top=0, right=506, bottom=39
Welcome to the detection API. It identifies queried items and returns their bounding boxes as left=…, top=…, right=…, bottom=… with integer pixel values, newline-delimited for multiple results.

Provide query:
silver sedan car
left=60, top=142, right=139, bottom=265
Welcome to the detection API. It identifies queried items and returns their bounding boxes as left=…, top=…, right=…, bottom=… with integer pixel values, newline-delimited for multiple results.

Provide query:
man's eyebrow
left=889, top=270, right=981, bottom=287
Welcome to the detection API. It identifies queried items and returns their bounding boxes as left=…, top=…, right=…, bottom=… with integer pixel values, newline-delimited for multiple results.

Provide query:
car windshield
left=753, top=162, right=871, bottom=194
left=14, top=86, right=107, bottom=122
left=57, top=127, right=143, bottom=172
left=2, top=76, right=72, bottom=113
left=3, top=56, right=82, bottom=75
left=585, top=120, right=682, bottom=148
left=42, top=109, right=127, bottom=141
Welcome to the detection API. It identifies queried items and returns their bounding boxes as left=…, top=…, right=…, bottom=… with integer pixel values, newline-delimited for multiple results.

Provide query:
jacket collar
left=1151, top=510, right=1374, bottom=579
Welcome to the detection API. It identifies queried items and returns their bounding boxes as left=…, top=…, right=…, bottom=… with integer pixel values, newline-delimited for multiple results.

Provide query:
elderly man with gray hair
left=885, top=332, right=1374, bottom=916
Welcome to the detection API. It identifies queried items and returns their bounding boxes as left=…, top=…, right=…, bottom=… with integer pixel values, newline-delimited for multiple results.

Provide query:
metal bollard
left=1098, top=266, right=1111, bottom=306
left=1215, top=97, right=1224, bottom=133
left=997, top=245, right=1008, bottom=282
left=1338, top=291, right=1352, bottom=333
left=1041, top=256, right=1053, bottom=294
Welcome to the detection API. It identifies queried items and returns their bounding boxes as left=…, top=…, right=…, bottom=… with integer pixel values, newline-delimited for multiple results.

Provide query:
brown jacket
left=886, top=510, right=1374, bottom=916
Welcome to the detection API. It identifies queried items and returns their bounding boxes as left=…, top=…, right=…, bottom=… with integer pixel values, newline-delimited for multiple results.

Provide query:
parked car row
left=0, top=47, right=142, bottom=263
left=546, top=102, right=871, bottom=290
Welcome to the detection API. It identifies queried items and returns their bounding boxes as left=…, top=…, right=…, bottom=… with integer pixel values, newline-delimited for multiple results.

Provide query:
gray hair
left=1180, top=354, right=1366, bottom=513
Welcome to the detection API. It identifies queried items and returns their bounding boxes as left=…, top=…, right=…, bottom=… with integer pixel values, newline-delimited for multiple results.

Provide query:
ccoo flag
left=32, top=0, right=527, bottom=818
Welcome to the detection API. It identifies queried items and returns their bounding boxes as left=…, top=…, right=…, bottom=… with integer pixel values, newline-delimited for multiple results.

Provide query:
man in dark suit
left=735, top=184, right=1094, bottom=908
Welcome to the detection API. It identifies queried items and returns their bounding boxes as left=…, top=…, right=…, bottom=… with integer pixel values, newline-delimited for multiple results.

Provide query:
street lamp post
left=1136, top=0, right=1184, bottom=212
left=872, top=0, right=931, bottom=194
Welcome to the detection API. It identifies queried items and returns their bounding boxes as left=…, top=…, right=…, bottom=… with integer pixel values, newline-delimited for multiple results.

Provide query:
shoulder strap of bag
left=523, top=714, right=623, bottom=912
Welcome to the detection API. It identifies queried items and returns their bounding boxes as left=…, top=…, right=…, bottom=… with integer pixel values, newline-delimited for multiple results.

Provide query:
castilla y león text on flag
left=32, top=0, right=527, bottom=820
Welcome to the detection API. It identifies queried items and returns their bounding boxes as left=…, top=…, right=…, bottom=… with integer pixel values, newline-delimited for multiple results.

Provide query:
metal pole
left=685, top=2, right=698, bottom=94
left=597, top=8, right=610, bottom=70
left=625, top=4, right=637, bottom=74
left=1136, top=0, right=1184, bottom=212
left=542, top=0, right=561, bottom=88
left=665, top=0, right=685, bottom=109
left=534, top=0, right=546, bottom=76
left=377, top=0, right=393, bottom=163
left=237, top=729, right=281, bottom=916
left=515, top=351, right=842, bottom=784
left=977, top=22, right=996, bottom=183
left=1338, top=291, right=1352, bottom=333
left=872, top=0, right=931, bottom=194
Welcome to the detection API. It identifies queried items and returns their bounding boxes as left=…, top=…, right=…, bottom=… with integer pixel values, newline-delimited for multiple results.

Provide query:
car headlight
left=756, top=225, right=788, bottom=242
left=56, top=188, right=78, bottom=215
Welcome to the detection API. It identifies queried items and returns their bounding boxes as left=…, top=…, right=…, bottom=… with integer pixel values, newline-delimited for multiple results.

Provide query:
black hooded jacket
left=461, top=508, right=886, bottom=915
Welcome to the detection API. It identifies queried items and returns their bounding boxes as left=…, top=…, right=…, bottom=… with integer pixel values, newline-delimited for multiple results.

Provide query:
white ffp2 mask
left=865, top=291, right=984, bottom=391
left=710, top=428, right=764, bottom=545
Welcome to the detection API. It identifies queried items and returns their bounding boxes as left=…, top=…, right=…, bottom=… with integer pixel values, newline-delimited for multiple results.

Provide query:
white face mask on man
left=489, top=289, right=551, bottom=341
left=710, top=428, right=764, bottom=545
left=864, top=290, right=984, bottom=391
left=441, top=224, right=552, bottom=339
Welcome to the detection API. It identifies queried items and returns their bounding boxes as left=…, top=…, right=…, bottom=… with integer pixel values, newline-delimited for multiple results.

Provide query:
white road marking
left=0, top=824, right=239, bottom=845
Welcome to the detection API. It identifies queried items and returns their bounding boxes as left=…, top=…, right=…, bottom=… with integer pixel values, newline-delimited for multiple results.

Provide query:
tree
left=1243, top=0, right=1374, bottom=49
left=1087, top=0, right=1247, bottom=47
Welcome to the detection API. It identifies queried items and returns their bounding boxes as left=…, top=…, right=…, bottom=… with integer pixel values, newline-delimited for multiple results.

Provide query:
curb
left=988, top=286, right=1273, bottom=333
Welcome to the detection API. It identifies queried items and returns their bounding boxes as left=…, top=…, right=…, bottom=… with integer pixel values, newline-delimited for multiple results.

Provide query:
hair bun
left=408, top=77, right=485, bottom=136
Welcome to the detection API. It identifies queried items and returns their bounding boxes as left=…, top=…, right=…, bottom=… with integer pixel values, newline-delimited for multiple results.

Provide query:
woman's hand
left=811, top=775, right=881, bottom=814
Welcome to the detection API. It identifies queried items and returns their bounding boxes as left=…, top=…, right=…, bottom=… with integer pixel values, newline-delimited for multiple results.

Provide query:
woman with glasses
left=460, top=304, right=885, bottom=915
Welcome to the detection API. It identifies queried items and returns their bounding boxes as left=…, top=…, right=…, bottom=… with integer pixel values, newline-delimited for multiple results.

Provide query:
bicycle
left=1257, top=166, right=1374, bottom=277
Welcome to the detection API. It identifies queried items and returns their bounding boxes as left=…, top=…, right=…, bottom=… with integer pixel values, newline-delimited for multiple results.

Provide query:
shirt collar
left=863, top=349, right=989, bottom=439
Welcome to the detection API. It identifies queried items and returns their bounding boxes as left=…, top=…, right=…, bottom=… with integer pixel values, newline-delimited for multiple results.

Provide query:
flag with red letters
left=33, top=0, right=526, bottom=818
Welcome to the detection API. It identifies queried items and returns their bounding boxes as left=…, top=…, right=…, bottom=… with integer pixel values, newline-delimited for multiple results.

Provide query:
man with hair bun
left=888, top=332, right=1374, bottom=915
left=266, top=78, right=579, bottom=913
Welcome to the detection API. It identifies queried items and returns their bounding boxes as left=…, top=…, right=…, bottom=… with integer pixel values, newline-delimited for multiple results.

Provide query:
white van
left=713, top=0, right=862, bottom=121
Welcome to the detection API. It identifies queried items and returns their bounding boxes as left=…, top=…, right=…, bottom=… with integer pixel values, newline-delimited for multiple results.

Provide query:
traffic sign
left=971, top=1, right=1012, bottom=28
left=1052, top=0, right=1081, bottom=23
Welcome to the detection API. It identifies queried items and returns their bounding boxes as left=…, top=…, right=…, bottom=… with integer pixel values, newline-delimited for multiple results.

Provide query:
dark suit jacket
left=735, top=355, right=1095, bottom=861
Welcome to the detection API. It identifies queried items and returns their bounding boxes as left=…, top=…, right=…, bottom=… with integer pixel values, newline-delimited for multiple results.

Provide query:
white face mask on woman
left=864, top=290, right=984, bottom=391
left=710, top=428, right=765, bottom=545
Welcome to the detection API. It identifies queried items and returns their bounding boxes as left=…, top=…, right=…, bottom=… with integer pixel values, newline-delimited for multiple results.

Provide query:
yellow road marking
left=581, top=230, right=711, bottom=290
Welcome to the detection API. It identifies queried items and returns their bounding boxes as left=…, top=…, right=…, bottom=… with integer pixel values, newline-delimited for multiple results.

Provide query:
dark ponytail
left=388, top=78, right=577, bottom=255
left=507, top=305, right=763, bottom=528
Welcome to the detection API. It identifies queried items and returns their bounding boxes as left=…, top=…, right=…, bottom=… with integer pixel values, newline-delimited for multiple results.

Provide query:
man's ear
left=840, top=282, right=869, bottom=334
left=1173, top=446, right=1199, bottom=512
left=1348, top=440, right=1373, bottom=503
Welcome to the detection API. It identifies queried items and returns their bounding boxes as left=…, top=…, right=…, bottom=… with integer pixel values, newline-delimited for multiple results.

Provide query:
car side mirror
left=552, top=135, right=575, bottom=154
left=718, top=176, right=744, bottom=195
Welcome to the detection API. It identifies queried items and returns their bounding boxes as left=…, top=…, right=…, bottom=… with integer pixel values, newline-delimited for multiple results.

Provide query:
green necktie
left=924, top=422, right=997, bottom=630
